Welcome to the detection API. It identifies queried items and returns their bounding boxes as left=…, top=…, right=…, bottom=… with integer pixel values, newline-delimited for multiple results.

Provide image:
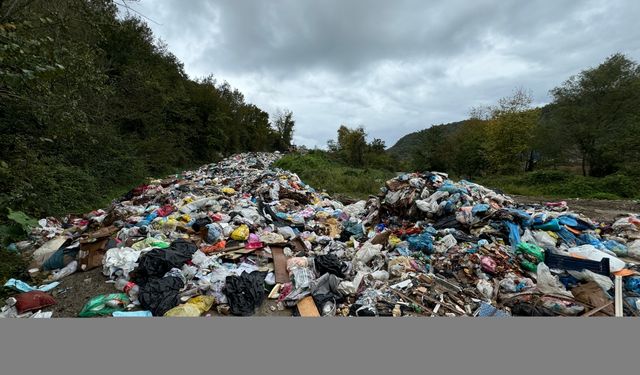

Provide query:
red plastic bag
left=156, top=204, right=175, bottom=217
left=15, top=291, right=57, bottom=314
left=202, top=240, right=226, bottom=254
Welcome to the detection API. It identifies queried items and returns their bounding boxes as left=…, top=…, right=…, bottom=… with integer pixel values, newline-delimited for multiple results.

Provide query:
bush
left=600, top=174, right=638, bottom=198
left=274, top=152, right=393, bottom=199
left=477, top=170, right=640, bottom=200
left=524, top=170, right=570, bottom=185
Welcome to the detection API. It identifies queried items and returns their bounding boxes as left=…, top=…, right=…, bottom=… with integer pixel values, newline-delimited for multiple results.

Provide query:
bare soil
left=49, top=267, right=292, bottom=318
left=513, top=195, right=640, bottom=222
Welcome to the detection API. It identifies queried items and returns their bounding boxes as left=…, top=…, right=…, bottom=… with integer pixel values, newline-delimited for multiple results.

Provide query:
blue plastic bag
left=533, top=218, right=561, bottom=232
left=4, top=278, right=60, bottom=293
left=603, top=240, right=627, bottom=257
left=625, top=277, right=640, bottom=294
left=407, top=232, right=434, bottom=254
left=556, top=227, right=577, bottom=246
left=505, top=221, right=521, bottom=250
left=472, top=204, right=490, bottom=215
left=112, top=310, right=153, bottom=317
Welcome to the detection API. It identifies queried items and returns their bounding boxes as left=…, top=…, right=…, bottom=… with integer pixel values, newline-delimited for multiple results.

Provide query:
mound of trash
left=3, top=152, right=640, bottom=318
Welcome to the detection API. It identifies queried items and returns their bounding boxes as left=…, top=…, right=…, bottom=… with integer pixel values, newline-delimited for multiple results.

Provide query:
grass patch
left=476, top=170, right=640, bottom=200
left=0, top=248, right=29, bottom=300
left=274, top=151, right=394, bottom=200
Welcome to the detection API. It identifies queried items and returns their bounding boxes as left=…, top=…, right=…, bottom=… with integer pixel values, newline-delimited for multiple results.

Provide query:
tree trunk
left=524, top=150, right=535, bottom=172
left=581, top=154, right=587, bottom=177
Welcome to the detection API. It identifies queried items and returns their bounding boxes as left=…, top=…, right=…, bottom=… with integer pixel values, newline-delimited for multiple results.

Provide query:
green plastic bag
left=520, top=260, right=538, bottom=273
left=516, top=243, right=545, bottom=273
left=78, top=293, right=129, bottom=317
left=516, top=243, right=545, bottom=262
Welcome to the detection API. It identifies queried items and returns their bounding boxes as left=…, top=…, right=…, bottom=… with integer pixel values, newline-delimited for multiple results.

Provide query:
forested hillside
left=0, top=0, right=292, bottom=221
left=388, top=54, right=640, bottom=198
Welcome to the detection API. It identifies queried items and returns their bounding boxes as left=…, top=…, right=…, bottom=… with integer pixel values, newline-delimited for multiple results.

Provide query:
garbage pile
left=3, top=152, right=640, bottom=318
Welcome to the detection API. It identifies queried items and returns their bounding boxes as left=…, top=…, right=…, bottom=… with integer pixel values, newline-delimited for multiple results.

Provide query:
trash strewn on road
left=2, top=152, right=639, bottom=318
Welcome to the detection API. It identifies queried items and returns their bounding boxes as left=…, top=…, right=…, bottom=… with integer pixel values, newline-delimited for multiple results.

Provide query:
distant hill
left=386, top=120, right=467, bottom=160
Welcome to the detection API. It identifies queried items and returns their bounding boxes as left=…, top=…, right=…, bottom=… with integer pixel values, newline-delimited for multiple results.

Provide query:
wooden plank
left=271, top=246, right=289, bottom=284
left=297, top=296, right=320, bottom=317
left=290, top=237, right=307, bottom=253
left=388, top=288, right=433, bottom=315
left=584, top=301, right=614, bottom=317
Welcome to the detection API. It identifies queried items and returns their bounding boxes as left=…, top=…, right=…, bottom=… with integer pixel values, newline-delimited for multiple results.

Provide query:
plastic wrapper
left=78, top=293, right=129, bottom=317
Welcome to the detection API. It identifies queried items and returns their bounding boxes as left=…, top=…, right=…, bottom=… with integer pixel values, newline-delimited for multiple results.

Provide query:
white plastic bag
left=52, top=260, right=78, bottom=280
left=354, top=242, right=382, bottom=265
left=476, top=279, right=494, bottom=300
left=532, top=230, right=557, bottom=250
left=568, top=269, right=614, bottom=293
left=536, top=263, right=573, bottom=298
left=567, top=245, right=626, bottom=272
left=102, top=247, right=140, bottom=279
left=627, top=240, right=640, bottom=260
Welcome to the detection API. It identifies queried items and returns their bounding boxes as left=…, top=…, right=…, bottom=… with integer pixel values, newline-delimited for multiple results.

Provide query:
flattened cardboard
left=297, top=296, right=320, bottom=317
left=271, top=246, right=289, bottom=284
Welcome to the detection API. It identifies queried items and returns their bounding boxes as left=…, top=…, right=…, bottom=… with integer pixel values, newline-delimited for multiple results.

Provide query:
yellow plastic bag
left=164, top=304, right=201, bottom=317
left=389, top=235, right=402, bottom=247
left=164, top=295, right=216, bottom=317
left=177, top=214, right=191, bottom=223
left=189, top=295, right=215, bottom=311
left=231, top=224, right=249, bottom=241
left=222, top=187, right=236, bottom=195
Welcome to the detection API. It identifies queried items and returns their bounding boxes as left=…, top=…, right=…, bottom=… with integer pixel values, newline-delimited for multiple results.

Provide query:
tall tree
left=272, top=109, right=295, bottom=151
left=549, top=53, right=640, bottom=176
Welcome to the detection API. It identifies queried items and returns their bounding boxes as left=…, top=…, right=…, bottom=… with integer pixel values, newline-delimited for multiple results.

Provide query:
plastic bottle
left=115, top=278, right=139, bottom=302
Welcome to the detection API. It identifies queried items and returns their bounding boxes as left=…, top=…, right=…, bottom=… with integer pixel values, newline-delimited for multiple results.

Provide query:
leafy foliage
left=274, top=151, right=394, bottom=200
left=328, top=125, right=396, bottom=170
left=0, top=0, right=290, bottom=226
left=391, top=54, right=640, bottom=196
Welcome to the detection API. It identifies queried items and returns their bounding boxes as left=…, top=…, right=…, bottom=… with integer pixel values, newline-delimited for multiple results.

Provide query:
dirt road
left=513, top=195, right=640, bottom=222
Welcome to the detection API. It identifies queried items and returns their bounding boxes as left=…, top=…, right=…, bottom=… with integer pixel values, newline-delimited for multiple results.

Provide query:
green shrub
left=274, top=152, right=393, bottom=199
left=524, top=170, right=570, bottom=185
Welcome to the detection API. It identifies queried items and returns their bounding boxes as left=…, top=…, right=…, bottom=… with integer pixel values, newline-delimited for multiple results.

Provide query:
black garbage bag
left=349, top=303, right=376, bottom=317
left=311, top=273, right=344, bottom=311
left=138, top=276, right=185, bottom=316
left=191, top=217, right=212, bottom=233
left=132, top=239, right=197, bottom=286
left=224, top=271, right=268, bottom=316
left=433, top=215, right=462, bottom=230
left=510, top=302, right=557, bottom=317
left=315, top=254, right=346, bottom=278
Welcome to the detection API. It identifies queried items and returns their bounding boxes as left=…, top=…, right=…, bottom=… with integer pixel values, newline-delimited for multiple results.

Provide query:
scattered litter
left=3, top=152, right=639, bottom=318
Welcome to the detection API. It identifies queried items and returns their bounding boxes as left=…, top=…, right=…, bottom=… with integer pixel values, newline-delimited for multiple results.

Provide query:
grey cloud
left=128, top=0, right=640, bottom=148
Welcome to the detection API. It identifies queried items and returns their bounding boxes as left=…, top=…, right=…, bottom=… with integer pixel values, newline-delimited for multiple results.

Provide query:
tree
left=272, top=109, right=295, bottom=151
left=549, top=53, right=640, bottom=176
left=485, top=88, right=539, bottom=174
left=335, top=125, right=367, bottom=166
left=0, top=0, right=282, bottom=219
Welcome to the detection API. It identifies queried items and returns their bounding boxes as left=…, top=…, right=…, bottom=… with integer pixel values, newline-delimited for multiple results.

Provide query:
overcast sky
left=126, top=0, right=640, bottom=148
